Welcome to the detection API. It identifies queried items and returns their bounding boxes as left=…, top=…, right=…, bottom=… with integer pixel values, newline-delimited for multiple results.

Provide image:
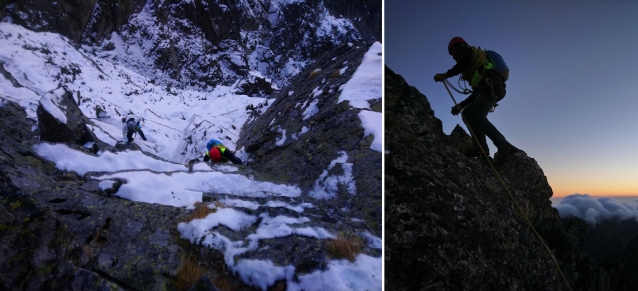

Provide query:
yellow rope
left=461, top=47, right=487, bottom=85
left=443, top=82, right=574, bottom=291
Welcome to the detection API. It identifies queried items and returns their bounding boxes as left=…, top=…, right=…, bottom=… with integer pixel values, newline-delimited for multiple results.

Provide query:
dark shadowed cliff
left=383, top=66, right=629, bottom=291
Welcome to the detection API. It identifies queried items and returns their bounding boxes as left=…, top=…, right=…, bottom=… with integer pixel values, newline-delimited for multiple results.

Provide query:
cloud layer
left=554, top=194, right=638, bottom=224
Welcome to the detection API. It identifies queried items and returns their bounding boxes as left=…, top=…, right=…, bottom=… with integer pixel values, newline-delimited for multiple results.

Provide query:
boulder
left=95, top=105, right=110, bottom=118
left=237, top=72, right=276, bottom=97
left=37, top=86, right=97, bottom=147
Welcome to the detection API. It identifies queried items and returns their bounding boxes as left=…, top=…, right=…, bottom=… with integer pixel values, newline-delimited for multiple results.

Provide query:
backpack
left=127, top=120, right=136, bottom=132
left=485, top=50, right=509, bottom=82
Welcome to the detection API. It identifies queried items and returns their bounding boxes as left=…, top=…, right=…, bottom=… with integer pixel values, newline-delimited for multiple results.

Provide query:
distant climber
left=433, top=37, right=519, bottom=166
left=95, top=105, right=110, bottom=118
left=121, top=116, right=147, bottom=144
left=203, top=139, right=243, bottom=165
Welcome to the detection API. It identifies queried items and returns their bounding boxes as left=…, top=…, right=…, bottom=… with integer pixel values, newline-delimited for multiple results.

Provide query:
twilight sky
left=385, top=1, right=638, bottom=197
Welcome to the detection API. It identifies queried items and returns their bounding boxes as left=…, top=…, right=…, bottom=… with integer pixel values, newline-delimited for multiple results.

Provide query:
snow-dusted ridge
left=87, top=0, right=361, bottom=91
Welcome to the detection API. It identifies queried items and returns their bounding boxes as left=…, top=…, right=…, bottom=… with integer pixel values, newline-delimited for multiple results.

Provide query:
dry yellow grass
left=332, top=70, right=341, bottom=78
left=179, top=203, right=216, bottom=223
left=192, top=204, right=215, bottom=219
left=213, top=201, right=226, bottom=209
left=175, top=255, right=204, bottom=291
left=309, top=69, right=322, bottom=78
left=325, top=233, right=364, bottom=262
left=212, top=276, right=235, bottom=291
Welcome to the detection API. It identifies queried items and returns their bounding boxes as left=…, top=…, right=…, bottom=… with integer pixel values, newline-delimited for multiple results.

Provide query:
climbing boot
left=494, top=145, right=520, bottom=167
left=464, top=145, right=489, bottom=158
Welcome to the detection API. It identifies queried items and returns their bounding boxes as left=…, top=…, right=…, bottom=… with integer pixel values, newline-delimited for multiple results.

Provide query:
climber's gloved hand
left=434, top=73, right=447, bottom=82
left=451, top=105, right=463, bottom=116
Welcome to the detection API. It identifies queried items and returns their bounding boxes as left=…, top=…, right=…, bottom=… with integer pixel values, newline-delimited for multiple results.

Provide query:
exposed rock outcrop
left=236, top=72, right=276, bottom=97
left=2, top=0, right=146, bottom=43
left=237, top=43, right=382, bottom=236
left=323, top=0, right=382, bottom=42
left=37, top=86, right=97, bottom=148
left=384, top=66, right=618, bottom=291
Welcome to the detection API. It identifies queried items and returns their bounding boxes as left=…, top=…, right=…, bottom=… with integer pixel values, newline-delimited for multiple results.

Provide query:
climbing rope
left=461, top=48, right=488, bottom=84
left=442, top=82, right=574, bottom=291
left=444, top=79, right=472, bottom=95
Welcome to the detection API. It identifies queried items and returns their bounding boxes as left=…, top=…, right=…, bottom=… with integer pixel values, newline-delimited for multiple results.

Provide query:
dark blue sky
left=385, top=1, right=638, bottom=196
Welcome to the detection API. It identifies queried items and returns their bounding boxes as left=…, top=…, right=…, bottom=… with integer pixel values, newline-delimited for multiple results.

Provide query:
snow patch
left=98, top=180, right=116, bottom=190
left=302, top=99, right=319, bottom=121
left=358, top=110, right=382, bottom=152
left=309, top=151, right=356, bottom=199
left=33, top=143, right=187, bottom=175
left=235, top=260, right=295, bottom=291
left=339, top=42, right=382, bottom=109
left=300, top=126, right=310, bottom=135
left=220, top=198, right=260, bottom=210
left=288, top=255, right=382, bottom=291
left=275, top=127, right=287, bottom=146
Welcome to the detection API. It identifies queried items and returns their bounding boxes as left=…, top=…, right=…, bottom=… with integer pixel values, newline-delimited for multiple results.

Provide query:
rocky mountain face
left=2, top=0, right=378, bottom=89
left=383, top=66, right=633, bottom=291
left=0, top=59, right=380, bottom=290
left=0, top=1, right=382, bottom=288
left=582, top=219, right=638, bottom=289
left=0, top=99, right=257, bottom=290
left=237, top=42, right=382, bottom=236
left=322, top=0, right=381, bottom=43
left=1, top=0, right=136, bottom=44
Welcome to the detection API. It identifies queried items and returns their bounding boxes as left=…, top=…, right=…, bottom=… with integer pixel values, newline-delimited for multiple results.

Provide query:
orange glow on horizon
left=552, top=189, right=638, bottom=198
left=546, top=174, right=638, bottom=198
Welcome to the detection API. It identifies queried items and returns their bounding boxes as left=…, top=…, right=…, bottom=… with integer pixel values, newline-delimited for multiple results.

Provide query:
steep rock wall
left=237, top=43, right=382, bottom=235
left=2, top=0, right=146, bottom=43
left=384, top=66, right=612, bottom=291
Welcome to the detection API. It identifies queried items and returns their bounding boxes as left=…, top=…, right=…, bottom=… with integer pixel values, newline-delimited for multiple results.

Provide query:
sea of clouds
left=552, top=194, right=638, bottom=225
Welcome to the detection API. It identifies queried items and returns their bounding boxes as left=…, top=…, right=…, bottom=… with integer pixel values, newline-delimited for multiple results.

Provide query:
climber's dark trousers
left=461, top=79, right=511, bottom=151
left=225, top=152, right=243, bottom=165
left=126, top=130, right=146, bottom=143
